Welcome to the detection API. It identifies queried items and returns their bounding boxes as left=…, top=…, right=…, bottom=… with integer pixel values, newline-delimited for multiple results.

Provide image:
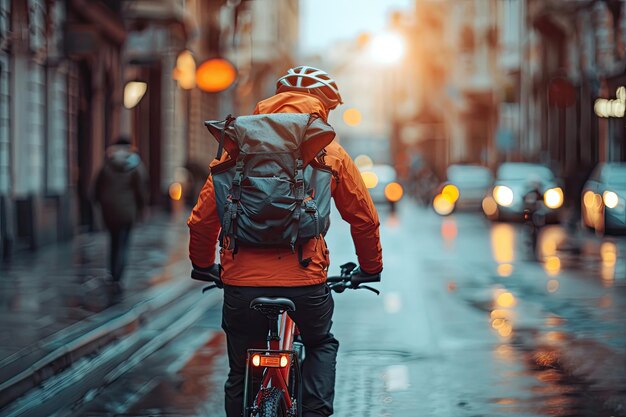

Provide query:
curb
left=0, top=285, right=221, bottom=417
left=0, top=260, right=199, bottom=410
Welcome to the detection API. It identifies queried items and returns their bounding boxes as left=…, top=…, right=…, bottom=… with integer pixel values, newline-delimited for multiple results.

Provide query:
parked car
left=483, top=162, right=564, bottom=222
left=581, top=162, right=626, bottom=234
left=439, top=164, right=493, bottom=211
left=360, top=164, right=404, bottom=209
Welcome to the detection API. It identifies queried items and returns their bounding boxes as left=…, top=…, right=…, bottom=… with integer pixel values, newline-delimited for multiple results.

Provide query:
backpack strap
left=215, top=114, right=236, bottom=160
left=221, top=159, right=245, bottom=251
left=291, top=158, right=305, bottom=252
left=298, top=244, right=312, bottom=268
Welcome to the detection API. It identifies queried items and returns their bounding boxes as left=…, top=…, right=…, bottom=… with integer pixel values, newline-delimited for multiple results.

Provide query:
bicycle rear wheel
left=258, top=387, right=288, bottom=417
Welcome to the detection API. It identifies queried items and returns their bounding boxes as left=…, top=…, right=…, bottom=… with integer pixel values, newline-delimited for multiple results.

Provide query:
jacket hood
left=254, top=92, right=328, bottom=120
left=106, top=144, right=141, bottom=172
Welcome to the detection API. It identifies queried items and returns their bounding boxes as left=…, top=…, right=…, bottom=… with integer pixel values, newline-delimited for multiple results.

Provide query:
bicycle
left=191, top=262, right=380, bottom=417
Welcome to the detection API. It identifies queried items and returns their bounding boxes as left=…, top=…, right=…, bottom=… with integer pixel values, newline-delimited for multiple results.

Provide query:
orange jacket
left=187, top=92, right=383, bottom=286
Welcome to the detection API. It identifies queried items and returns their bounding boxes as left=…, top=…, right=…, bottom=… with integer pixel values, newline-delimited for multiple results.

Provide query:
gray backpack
left=205, top=113, right=336, bottom=267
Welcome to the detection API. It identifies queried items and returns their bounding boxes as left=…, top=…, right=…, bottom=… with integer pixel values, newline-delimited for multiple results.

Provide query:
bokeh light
left=196, top=58, right=237, bottom=92
left=441, top=184, right=460, bottom=203
left=343, top=108, right=362, bottom=126
left=433, top=194, right=454, bottom=216
left=603, top=191, right=619, bottom=209
left=384, top=182, right=404, bottom=202
left=169, top=182, right=183, bottom=201
left=123, top=81, right=147, bottom=109
left=361, top=171, right=379, bottom=189
left=497, top=263, right=513, bottom=277
left=354, top=155, right=374, bottom=171
left=543, top=256, right=561, bottom=276
left=493, top=186, right=514, bottom=207
left=496, top=291, right=516, bottom=308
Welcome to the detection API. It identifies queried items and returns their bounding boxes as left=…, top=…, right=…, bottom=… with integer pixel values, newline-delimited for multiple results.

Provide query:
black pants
left=109, top=225, right=132, bottom=282
left=222, top=284, right=339, bottom=417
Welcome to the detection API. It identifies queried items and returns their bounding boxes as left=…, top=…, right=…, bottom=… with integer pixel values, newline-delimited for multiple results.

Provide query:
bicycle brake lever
left=359, top=285, right=380, bottom=295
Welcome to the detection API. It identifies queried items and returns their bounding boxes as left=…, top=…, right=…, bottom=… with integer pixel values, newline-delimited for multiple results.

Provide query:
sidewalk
left=0, top=211, right=204, bottom=412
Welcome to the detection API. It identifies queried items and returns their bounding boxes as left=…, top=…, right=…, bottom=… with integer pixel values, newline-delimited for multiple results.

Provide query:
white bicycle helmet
left=276, top=66, right=343, bottom=110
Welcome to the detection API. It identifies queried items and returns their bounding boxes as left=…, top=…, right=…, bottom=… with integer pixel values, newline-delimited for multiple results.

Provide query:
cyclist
left=188, top=66, right=383, bottom=417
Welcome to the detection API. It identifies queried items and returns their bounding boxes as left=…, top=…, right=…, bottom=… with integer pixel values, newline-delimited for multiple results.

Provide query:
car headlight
left=493, top=186, right=514, bottom=207
left=603, top=190, right=619, bottom=209
left=544, top=187, right=564, bottom=209
left=442, top=184, right=460, bottom=204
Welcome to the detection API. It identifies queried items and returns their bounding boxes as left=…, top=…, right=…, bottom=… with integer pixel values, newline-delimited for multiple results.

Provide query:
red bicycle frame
left=243, top=311, right=302, bottom=416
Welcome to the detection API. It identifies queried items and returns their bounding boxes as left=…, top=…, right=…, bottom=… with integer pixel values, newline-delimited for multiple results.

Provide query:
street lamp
left=196, top=58, right=237, bottom=93
left=123, top=81, right=147, bottom=109
left=173, top=50, right=196, bottom=90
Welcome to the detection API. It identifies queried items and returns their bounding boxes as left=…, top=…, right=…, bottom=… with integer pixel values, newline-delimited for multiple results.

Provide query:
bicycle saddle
left=250, top=297, right=296, bottom=313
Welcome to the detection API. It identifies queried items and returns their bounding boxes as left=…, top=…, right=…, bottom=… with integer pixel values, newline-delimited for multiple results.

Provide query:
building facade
left=0, top=0, right=300, bottom=263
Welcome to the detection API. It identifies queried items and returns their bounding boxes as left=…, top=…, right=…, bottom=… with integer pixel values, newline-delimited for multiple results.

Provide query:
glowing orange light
left=583, top=191, right=595, bottom=208
left=543, top=256, right=561, bottom=276
left=384, top=182, right=404, bottom=202
left=491, top=223, right=515, bottom=264
left=173, top=50, right=196, bottom=90
left=498, top=323, right=513, bottom=337
left=441, top=184, right=460, bottom=203
left=280, top=355, right=289, bottom=368
left=260, top=356, right=281, bottom=367
left=601, top=242, right=617, bottom=267
left=496, top=292, right=516, bottom=308
left=491, top=309, right=509, bottom=319
left=196, top=58, right=237, bottom=93
left=252, top=354, right=261, bottom=367
left=433, top=194, right=454, bottom=216
left=497, top=263, right=513, bottom=277
left=169, top=182, right=183, bottom=201
left=343, top=108, right=362, bottom=126
left=361, top=171, right=379, bottom=189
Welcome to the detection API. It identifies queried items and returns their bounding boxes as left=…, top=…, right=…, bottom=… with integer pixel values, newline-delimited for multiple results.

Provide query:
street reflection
left=491, top=289, right=517, bottom=339
left=600, top=241, right=617, bottom=286
left=537, top=226, right=565, bottom=277
left=546, top=279, right=559, bottom=293
left=440, top=217, right=457, bottom=247
left=490, top=223, right=515, bottom=277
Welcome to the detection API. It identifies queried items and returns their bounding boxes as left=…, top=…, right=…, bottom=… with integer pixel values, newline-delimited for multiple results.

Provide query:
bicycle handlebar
left=326, top=262, right=381, bottom=295
left=191, top=261, right=379, bottom=295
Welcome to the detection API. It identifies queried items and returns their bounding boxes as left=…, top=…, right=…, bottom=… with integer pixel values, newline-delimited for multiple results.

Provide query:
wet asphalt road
left=65, top=199, right=626, bottom=417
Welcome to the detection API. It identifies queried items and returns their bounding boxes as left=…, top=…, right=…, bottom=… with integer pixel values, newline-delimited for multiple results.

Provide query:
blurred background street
left=0, top=0, right=625, bottom=416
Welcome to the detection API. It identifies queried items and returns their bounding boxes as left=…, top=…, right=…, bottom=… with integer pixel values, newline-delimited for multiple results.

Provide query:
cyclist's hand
left=349, top=266, right=381, bottom=288
left=191, top=263, right=223, bottom=288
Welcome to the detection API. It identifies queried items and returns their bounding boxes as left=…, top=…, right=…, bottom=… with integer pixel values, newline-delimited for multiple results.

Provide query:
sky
left=299, top=0, right=414, bottom=55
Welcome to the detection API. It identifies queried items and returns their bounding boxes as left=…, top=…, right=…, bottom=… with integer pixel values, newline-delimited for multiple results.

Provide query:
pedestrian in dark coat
left=95, top=137, right=148, bottom=289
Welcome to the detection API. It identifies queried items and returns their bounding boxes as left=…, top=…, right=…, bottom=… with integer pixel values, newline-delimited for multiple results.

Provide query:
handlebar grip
left=191, top=269, right=219, bottom=283
left=350, top=273, right=381, bottom=286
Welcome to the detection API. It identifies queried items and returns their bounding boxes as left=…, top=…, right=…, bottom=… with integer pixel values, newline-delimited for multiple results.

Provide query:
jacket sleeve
left=187, top=173, right=221, bottom=269
left=332, top=147, right=383, bottom=274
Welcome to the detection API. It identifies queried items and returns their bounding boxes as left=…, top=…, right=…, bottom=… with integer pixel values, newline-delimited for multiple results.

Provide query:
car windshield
left=607, top=165, right=626, bottom=186
left=447, top=165, right=492, bottom=187
left=496, top=164, right=554, bottom=181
